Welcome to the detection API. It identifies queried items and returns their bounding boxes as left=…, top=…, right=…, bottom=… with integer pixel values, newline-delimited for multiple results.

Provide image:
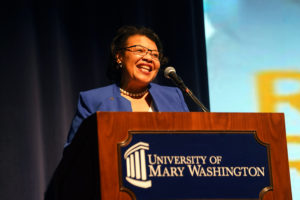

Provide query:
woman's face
left=117, top=34, right=161, bottom=90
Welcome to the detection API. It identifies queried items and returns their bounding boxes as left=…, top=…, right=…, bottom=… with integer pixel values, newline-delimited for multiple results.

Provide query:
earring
left=118, top=62, right=123, bottom=69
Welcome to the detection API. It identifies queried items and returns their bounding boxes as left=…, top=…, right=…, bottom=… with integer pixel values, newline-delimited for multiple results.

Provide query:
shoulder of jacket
left=150, top=83, right=181, bottom=95
left=150, top=83, right=178, bottom=91
left=79, top=84, right=116, bottom=101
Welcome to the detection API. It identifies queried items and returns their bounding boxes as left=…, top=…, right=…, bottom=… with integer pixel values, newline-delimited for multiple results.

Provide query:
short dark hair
left=107, top=25, right=168, bottom=81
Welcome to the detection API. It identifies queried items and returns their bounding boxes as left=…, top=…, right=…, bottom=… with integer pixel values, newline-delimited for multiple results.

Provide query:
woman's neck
left=120, top=80, right=149, bottom=94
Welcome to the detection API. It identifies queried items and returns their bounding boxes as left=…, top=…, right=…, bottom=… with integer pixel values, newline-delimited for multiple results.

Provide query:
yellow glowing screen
left=204, top=0, right=300, bottom=197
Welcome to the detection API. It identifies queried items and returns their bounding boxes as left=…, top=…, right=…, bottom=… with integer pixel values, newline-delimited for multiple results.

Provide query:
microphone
left=164, top=66, right=187, bottom=91
left=164, top=66, right=209, bottom=112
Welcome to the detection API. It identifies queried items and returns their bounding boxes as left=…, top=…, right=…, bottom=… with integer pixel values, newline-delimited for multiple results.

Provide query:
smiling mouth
left=138, top=65, right=152, bottom=73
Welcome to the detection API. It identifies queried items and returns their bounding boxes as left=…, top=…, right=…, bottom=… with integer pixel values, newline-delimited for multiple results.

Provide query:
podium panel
left=97, top=112, right=292, bottom=200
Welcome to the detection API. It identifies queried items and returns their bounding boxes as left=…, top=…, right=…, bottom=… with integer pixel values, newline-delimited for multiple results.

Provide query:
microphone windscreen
left=164, top=66, right=176, bottom=79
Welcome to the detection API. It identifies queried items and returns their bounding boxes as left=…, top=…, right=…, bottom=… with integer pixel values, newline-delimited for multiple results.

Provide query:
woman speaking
left=65, top=25, right=189, bottom=147
left=45, top=25, right=190, bottom=200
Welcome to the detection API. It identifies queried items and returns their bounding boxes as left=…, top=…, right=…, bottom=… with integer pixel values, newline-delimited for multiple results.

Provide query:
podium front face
left=96, top=112, right=292, bottom=200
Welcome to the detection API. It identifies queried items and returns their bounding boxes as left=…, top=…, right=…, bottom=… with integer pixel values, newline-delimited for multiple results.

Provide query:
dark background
left=0, top=0, right=209, bottom=199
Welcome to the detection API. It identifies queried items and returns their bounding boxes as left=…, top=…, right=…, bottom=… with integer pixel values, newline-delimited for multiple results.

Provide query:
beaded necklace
left=120, top=88, right=148, bottom=97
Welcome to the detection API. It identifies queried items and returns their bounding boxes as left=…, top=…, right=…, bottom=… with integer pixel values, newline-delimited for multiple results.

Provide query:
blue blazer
left=65, top=83, right=189, bottom=146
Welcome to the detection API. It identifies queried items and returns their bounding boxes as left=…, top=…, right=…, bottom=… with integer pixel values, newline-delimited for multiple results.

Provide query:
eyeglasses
left=122, top=45, right=160, bottom=61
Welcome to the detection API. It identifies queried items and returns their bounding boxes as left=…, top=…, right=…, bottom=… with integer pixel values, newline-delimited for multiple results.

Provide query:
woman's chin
left=135, top=75, right=155, bottom=85
left=134, top=78, right=153, bottom=87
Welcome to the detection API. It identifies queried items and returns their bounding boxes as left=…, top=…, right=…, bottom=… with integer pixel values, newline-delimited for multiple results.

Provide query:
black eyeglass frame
left=120, top=45, right=160, bottom=61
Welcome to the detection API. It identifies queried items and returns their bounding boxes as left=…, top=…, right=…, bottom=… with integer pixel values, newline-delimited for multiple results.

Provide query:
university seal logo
left=124, top=142, right=152, bottom=188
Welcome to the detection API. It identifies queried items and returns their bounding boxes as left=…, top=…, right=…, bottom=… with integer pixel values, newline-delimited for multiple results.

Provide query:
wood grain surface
left=96, top=112, right=292, bottom=200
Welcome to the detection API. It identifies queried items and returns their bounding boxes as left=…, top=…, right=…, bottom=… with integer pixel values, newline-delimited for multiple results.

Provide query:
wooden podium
left=96, top=112, right=292, bottom=200
left=45, top=112, right=292, bottom=200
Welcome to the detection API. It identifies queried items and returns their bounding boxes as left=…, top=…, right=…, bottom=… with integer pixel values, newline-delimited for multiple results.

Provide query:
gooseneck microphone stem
left=184, top=87, right=209, bottom=112
left=164, top=66, right=209, bottom=112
